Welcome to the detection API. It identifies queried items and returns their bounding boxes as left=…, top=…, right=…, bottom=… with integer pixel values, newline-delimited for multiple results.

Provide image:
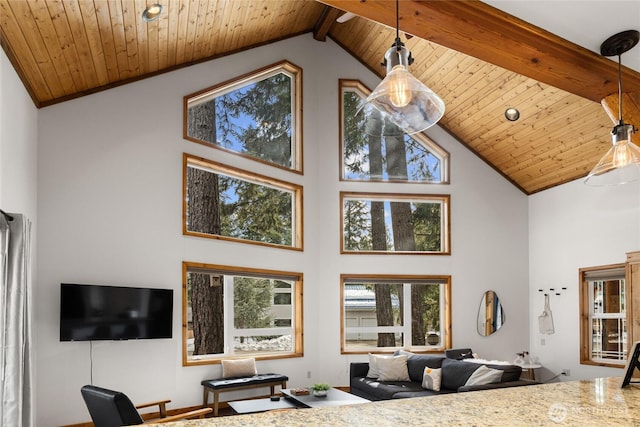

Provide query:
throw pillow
left=367, top=354, right=390, bottom=379
left=421, top=367, right=442, bottom=391
left=221, top=357, right=257, bottom=378
left=377, top=355, right=410, bottom=381
left=464, top=365, right=503, bottom=386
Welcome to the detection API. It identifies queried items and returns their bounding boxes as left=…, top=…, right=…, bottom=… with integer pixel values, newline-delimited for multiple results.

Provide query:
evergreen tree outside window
left=184, top=154, right=303, bottom=250
left=183, top=262, right=303, bottom=366
left=341, top=274, right=451, bottom=353
left=341, top=192, right=450, bottom=254
left=339, top=80, right=449, bottom=183
left=184, top=61, right=302, bottom=173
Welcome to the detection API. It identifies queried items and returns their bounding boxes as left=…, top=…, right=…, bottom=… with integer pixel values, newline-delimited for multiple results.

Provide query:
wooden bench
left=201, top=373, right=288, bottom=416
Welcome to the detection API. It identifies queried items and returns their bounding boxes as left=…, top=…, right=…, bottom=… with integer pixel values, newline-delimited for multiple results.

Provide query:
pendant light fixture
left=585, top=30, right=640, bottom=186
left=359, top=0, right=445, bottom=136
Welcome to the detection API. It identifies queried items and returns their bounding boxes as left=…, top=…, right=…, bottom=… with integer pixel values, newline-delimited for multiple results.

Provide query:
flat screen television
left=60, top=283, right=173, bottom=341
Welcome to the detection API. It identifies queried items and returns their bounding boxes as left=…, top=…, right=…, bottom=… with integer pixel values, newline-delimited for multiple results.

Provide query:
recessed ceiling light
left=142, top=4, right=163, bottom=22
left=504, top=107, right=520, bottom=121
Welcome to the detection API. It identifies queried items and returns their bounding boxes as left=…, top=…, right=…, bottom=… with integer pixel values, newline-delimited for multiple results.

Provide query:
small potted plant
left=310, top=383, right=331, bottom=397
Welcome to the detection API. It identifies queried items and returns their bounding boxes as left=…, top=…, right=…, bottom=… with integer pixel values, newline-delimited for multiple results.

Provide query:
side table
left=517, top=363, right=542, bottom=380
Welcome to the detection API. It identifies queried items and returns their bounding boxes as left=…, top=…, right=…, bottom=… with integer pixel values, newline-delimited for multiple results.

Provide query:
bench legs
left=202, top=388, right=222, bottom=417
left=213, top=390, right=220, bottom=417
left=202, top=380, right=287, bottom=416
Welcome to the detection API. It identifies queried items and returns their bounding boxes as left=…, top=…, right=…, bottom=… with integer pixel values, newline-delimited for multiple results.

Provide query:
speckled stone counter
left=159, top=377, right=640, bottom=426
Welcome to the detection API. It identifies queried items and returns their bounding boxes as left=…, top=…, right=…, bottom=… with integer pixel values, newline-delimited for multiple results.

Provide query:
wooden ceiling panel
left=3, top=0, right=66, bottom=99
left=2, top=0, right=640, bottom=194
left=28, top=1, right=76, bottom=93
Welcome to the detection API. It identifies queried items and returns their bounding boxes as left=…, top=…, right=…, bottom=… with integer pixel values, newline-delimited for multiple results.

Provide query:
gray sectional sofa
left=349, top=349, right=538, bottom=401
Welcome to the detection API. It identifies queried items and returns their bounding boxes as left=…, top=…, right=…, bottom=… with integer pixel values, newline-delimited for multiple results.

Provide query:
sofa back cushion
left=445, top=348, right=474, bottom=360
left=441, top=358, right=481, bottom=390
left=441, top=359, right=523, bottom=390
left=395, top=350, right=445, bottom=383
left=457, top=358, right=522, bottom=382
left=485, top=363, right=521, bottom=382
left=464, top=365, right=503, bottom=386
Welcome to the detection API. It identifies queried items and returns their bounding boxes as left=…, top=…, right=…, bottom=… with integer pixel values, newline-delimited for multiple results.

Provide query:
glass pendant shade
left=360, top=103, right=404, bottom=137
left=585, top=30, right=640, bottom=186
left=360, top=42, right=445, bottom=136
left=584, top=123, right=640, bottom=186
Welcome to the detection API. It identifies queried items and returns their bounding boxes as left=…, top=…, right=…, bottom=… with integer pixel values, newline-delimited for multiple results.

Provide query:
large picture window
left=184, top=61, right=303, bottom=173
left=341, top=192, right=450, bottom=254
left=184, top=153, right=303, bottom=250
left=341, top=274, right=451, bottom=353
left=183, top=262, right=303, bottom=366
left=339, top=80, right=449, bottom=183
left=580, top=264, right=627, bottom=367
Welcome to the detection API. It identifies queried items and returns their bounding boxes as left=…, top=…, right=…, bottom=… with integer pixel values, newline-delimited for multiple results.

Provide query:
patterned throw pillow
left=422, top=367, right=442, bottom=391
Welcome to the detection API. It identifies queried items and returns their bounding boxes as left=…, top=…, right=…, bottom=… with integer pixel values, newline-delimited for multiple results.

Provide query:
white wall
left=529, top=178, right=640, bottom=381
left=0, top=44, right=39, bottom=427
left=35, top=34, right=529, bottom=426
left=0, top=48, right=38, bottom=221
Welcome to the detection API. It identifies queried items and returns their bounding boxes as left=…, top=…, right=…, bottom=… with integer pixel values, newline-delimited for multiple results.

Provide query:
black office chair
left=81, top=385, right=212, bottom=427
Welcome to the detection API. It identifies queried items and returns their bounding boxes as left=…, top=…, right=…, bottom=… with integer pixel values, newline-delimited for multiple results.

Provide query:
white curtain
left=0, top=213, right=33, bottom=427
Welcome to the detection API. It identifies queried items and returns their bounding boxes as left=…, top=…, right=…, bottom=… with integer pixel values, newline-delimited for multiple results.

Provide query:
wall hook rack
left=538, top=287, right=567, bottom=296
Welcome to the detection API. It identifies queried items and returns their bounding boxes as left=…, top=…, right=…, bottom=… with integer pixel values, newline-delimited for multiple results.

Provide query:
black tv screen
left=60, top=283, right=173, bottom=341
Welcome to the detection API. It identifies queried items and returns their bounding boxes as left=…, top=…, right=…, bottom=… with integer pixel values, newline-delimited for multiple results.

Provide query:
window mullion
left=225, top=275, right=233, bottom=355
left=403, top=284, right=412, bottom=347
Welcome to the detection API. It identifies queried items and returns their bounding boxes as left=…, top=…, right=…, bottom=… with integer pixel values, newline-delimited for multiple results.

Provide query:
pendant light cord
left=395, top=0, right=401, bottom=51
left=618, top=54, right=623, bottom=124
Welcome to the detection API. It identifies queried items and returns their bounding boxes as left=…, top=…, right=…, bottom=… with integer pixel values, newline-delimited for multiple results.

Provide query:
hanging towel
left=538, top=294, right=555, bottom=335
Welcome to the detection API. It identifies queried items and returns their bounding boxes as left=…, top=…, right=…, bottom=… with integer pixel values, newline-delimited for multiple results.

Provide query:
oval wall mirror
left=477, top=290, right=505, bottom=336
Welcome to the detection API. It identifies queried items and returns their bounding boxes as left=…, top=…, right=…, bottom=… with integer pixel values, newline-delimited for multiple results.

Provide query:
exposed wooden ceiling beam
left=317, top=0, right=640, bottom=103
left=313, top=6, right=342, bottom=41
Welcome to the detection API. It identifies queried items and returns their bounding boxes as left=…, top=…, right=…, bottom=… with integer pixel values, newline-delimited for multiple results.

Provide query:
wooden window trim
left=182, top=261, right=304, bottom=366
left=338, top=79, right=450, bottom=184
left=183, top=153, right=303, bottom=251
left=183, top=60, right=303, bottom=175
left=340, top=192, right=451, bottom=255
left=579, top=263, right=626, bottom=368
left=340, top=273, right=452, bottom=354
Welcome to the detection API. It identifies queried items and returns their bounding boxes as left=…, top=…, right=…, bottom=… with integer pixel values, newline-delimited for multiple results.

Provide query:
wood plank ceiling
left=1, top=0, right=639, bottom=194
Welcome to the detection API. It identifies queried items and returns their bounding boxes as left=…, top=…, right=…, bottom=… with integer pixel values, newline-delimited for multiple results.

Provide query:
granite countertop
left=158, top=377, right=640, bottom=426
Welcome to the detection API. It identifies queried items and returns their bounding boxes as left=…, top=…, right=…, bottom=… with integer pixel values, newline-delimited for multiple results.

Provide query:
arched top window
left=184, top=61, right=303, bottom=173
left=339, top=80, right=449, bottom=184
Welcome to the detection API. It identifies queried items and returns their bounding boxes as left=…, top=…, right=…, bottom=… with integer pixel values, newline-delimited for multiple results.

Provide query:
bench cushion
left=201, top=373, right=288, bottom=390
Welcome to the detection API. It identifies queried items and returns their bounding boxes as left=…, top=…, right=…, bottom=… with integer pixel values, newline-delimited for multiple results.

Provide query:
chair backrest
left=81, top=385, right=144, bottom=427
